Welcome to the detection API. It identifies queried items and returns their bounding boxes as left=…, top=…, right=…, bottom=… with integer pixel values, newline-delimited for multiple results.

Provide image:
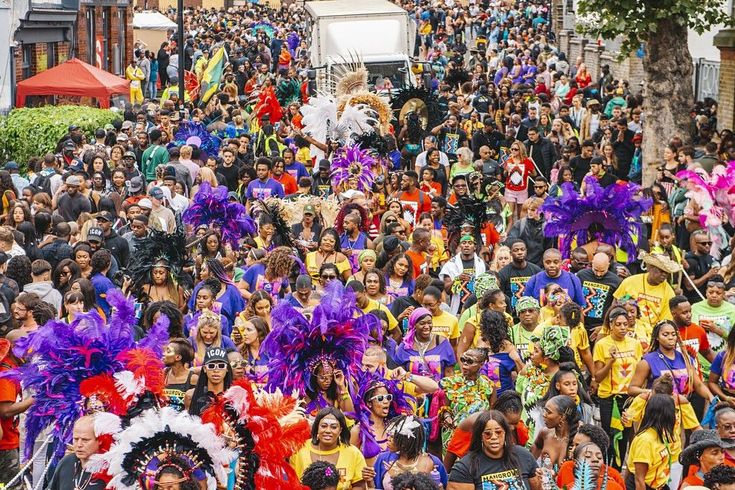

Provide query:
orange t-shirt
left=406, top=249, right=428, bottom=279
left=0, top=361, right=20, bottom=450
left=273, top=172, right=297, bottom=195
left=556, top=461, right=625, bottom=490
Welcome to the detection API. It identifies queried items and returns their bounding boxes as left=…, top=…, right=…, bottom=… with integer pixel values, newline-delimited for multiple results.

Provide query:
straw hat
left=639, top=251, right=682, bottom=274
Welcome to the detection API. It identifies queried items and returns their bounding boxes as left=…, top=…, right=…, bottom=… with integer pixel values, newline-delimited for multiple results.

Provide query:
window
left=22, top=44, right=33, bottom=79
left=117, top=9, right=125, bottom=75
left=86, top=6, right=95, bottom=65
left=47, top=43, right=56, bottom=69
left=102, top=7, right=110, bottom=70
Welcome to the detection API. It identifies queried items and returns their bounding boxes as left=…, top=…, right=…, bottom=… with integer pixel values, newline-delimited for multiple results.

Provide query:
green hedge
left=0, top=106, right=121, bottom=169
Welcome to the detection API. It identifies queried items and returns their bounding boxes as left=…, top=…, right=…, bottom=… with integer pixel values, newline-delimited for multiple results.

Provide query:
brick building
left=9, top=0, right=134, bottom=109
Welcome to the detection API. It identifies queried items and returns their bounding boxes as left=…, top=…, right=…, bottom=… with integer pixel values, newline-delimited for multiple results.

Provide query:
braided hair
left=301, top=461, right=340, bottom=490
left=479, top=309, right=509, bottom=354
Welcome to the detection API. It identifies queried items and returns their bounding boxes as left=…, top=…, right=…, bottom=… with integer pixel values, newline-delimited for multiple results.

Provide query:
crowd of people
left=2, top=0, right=735, bottom=490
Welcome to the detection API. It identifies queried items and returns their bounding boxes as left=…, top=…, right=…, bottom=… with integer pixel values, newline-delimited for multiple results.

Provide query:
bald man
left=48, top=415, right=106, bottom=490
left=576, top=252, right=622, bottom=337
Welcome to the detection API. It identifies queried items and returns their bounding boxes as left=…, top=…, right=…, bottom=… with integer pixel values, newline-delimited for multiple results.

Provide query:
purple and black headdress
left=346, top=368, right=415, bottom=459
left=4, top=290, right=170, bottom=462
left=262, top=282, right=371, bottom=413
left=171, top=121, right=221, bottom=160
left=331, top=143, right=377, bottom=193
left=183, top=182, right=256, bottom=249
left=541, top=178, right=652, bottom=263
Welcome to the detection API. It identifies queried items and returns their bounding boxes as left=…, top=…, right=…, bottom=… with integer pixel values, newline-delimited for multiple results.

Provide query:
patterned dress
left=439, top=373, right=493, bottom=448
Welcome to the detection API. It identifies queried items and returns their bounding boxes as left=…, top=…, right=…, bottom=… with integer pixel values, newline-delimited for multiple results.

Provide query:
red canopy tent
left=15, top=58, right=130, bottom=109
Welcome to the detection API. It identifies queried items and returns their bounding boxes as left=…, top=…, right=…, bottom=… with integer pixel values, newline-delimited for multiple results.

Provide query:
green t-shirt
left=691, top=300, right=735, bottom=353
left=509, top=323, right=538, bottom=363
left=141, top=144, right=170, bottom=182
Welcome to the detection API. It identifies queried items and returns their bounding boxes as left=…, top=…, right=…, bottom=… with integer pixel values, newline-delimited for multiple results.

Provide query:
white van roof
left=305, top=0, right=407, bottom=17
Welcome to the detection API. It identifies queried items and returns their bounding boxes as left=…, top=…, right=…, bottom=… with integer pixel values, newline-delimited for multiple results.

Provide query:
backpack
left=31, top=172, right=52, bottom=195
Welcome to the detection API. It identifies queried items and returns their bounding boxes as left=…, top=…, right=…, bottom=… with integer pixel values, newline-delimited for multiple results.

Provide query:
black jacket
left=524, top=136, right=557, bottom=180
left=103, top=230, right=130, bottom=269
left=506, top=217, right=551, bottom=266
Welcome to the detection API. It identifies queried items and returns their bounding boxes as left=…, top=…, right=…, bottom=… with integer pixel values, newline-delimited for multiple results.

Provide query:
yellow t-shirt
left=305, top=252, right=351, bottom=280
left=623, top=396, right=698, bottom=460
left=599, top=320, right=652, bottom=352
left=290, top=443, right=366, bottom=490
left=592, top=335, right=643, bottom=397
left=614, top=273, right=675, bottom=331
left=431, top=310, right=460, bottom=340
left=361, top=299, right=398, bottom=333
left=627, top=428, right=672, bottom=489
left=533, top=324, right=589, bottom=370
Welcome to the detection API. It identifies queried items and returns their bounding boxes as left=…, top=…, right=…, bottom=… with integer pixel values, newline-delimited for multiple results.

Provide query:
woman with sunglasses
left=440, top=348, right=495, bottom=450
left=52, top=259, right=81, bottom=296
left=186, top=346, right=232, bottom=416
left=305, top=229, right=351, bottom=282
left=503, top=140, right=536, bottom=223
left=447, top=410, right=540, bottom=490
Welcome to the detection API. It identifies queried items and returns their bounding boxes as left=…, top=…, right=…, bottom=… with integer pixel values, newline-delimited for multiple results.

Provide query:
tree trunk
left=641, top=18, right=695, bottom=187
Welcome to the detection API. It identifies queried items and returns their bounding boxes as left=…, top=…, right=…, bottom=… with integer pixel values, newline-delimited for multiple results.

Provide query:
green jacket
left=141, top=144, right=170, bottom=182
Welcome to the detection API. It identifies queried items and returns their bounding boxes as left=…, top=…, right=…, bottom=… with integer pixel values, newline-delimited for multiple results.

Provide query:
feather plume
left=183, top=182, right=256, bottom=249
left=171, top=121, right=221, bottom=159
left=126, top=228, right=190, bottom=297
left=331, top=144, right=377, bottom=193
left=332, top=103, right=377, bottom=142
left=338, top=92, right=392, bottom=133
left=263, top=282, right=370, bottom=413
left=541, top=178, right=652, bottom=263
left=300, top=94, right=338, bottom=143
left=335, top=67, right=369, bottom=97
left=572, top=459, right=594, bottom=490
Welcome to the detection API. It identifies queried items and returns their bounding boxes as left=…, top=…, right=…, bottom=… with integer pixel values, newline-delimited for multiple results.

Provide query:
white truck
left=304, top=0, right=417, bottom=93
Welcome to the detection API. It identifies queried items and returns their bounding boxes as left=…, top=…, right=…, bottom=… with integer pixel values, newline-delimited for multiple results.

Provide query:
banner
left=95, top=35, right=104, bottom=69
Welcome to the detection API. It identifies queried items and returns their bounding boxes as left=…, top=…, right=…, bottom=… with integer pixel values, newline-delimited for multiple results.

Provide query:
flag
left=199, top=47, right=226, bottom=104
left=611, top=397, right=624, bottom=467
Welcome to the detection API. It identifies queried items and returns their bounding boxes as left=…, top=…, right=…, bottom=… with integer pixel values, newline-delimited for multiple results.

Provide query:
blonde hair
left=179, top=145, right=193, bottom=159
left=511, top=140, right=529, bottom=160
left=199, top=167, right=218, bottom=187
left=457, top=147, right=474, bottom=166
left=195, top=309, right=223, bottom=364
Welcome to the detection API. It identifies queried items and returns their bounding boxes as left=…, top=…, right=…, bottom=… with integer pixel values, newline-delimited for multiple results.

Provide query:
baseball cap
left=318, top=159, right=330, bottom=169
left=65, top=175, right=82, bottom=187
left=383, top=235, right=401, bottom=253
left=63, top=140, right=76, bottom=150
left=68, top=124, right=80, bottom=132
left=204, top=347, right=229, bottom=365
left=127, top=176, right=144, bottom=193
left=4, top=161, right=18, bottom=171
left=123, top=151, right=137, bottom=160
left=121, top=120, right=134, bottom=130
left=116, top=133, right=129, bottom=142
left=303, top=204, right=316, bottom=215
left=138, top=198, right=153, bottom=210
left=87, top=227, right=104, bottom=243
left=149, top=186, right=164, bottom=200
left=97, top=211, right=114, bottom=222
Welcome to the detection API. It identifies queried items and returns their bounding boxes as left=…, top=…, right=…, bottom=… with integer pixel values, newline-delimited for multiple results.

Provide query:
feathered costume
left=201, top=380, right=310, bottom=490
left=5, top=289, right=169, bottom=462
left=183, top=182, right=256, bottom=249
left=300, top=95, right=377, bottom=145
left=346, top=369, right=415, bottom=459
left=125, top=227, right=192, bottom=299
left=444, top=195, right=492, bottom=250
left=541, top=178, right=652, bottom=263
left=262, top=281, right=372, bottom=414
left=331, top=144, right=377, bottom=193
left=253, top=85, right=284, bottom=124
left=390, top=86, right=443, bottom=131
left=676, top=163, right=735, bottom=258
left=251, top=198, right=295, bottom=249
left=172, top=121, right=221, bottom=160
left=91, top=406, right=236, bottom=490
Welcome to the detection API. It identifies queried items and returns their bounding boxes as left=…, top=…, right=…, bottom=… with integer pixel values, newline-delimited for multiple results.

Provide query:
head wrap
left=358, top=249, right=377, bottom=265
left=533, top=326, right=570, bottom=361
left=460, top=234, right=475, bottom=243
left=474, top=273, right=499, bottom=298
left=515, top=296, right=540, bottom=313
left=404, top=307, right=432, bottom=350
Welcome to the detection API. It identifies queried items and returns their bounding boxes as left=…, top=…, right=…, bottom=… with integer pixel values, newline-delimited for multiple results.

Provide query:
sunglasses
left=369, top=394, right=394, bottom=403
left=460, top=356, right=480, bottom=365
left=386, top=219, right=397, bottom=224
left=321, top=274, right=337, bottom=280
left=511, top=147, right=520, bottom=151
left=205, top=362, right=228, bottom=370
left=707, top=281, right=726, bottom=289
left=697, top=241, right=713, bottom=246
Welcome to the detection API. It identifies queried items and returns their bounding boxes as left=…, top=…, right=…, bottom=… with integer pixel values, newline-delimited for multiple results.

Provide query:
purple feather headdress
left=171, top=121, right=221, bottom=160
left=541, top=178, right=652, bottom=263
left=262, top=282, right=371, bottom=413
left=286, top=32, right=300, bottom=55
left=345, top=368, right=415, bottom=458
left=183, top=182, right=256, bottom=249
left=331, top=144, right=376, bottom=192
left=4, top=290, right=170, bottom=463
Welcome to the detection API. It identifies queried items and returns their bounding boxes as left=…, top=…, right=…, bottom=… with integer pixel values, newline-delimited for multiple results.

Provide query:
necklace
left=414, top=336, right=432, bottom=357
left=74, top=460, right=93, bottom=490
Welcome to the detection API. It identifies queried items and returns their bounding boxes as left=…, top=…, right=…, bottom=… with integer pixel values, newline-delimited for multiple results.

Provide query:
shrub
left=0, top=106, right=121, bottom=170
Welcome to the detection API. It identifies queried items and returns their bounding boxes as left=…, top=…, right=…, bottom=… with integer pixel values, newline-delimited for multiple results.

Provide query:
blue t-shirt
left=374, top=451, right=447, bottom=489
left=246, top=178, right=284, bottom=200
left=242, top=263, right=288, bottom=299
left=523, top=270, right=585, bottom=307
left=483, top=352, right=518, bottom=395
left=188, top=282, right=245, bottom=333
left=394, top=338, right=456, bottom=381
left=285, top=161, right=309, bottom=181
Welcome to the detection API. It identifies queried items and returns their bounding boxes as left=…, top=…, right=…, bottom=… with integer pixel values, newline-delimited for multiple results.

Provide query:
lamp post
left=177, top=0, right=185, bottom=107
